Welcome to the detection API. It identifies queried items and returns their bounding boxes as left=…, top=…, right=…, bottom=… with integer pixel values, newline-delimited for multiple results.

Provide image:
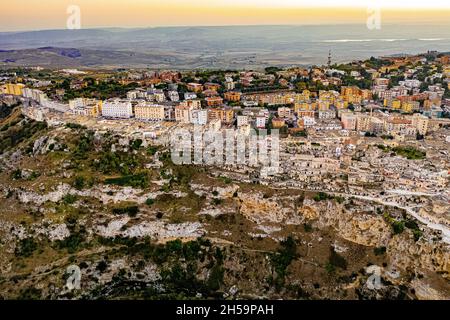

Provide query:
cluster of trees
left=313, top=192, right=345, bottom=204
left=383, top=213, right=422, bottom=241
left=57, top=78, right=139, bottom=101
left=377, top=145, right=426, bottom=160
left=95, top=151, right=140, bottom=175
left=269, top=236, right=297, bottom=289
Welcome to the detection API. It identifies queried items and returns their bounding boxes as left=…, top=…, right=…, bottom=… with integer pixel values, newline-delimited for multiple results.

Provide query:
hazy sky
left=1, top=0, right=450, bottom=32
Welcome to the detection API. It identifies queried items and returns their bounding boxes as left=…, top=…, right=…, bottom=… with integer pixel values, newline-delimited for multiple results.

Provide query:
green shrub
left=313, top=192, right=331, bottom=202
left=62, top=194, right=77, bottom=204
left=73, top=176, right=85, bottom=190
left=104, top=172, right=149, bottom=189
left=147, top=146, right=158, bottom=156
left=206, top=264, right=224, bottom=292
left=303, top=223, right=313, bottom=232
left=112, top=205, right=139, bottom=217
left=65, top=123, right=86, bottom=130
left=270, top=236, right=297, bottom=282
left=15, top=238, right=38, bottom=257
left=328, top=248, right=347, bottom=270
left=374, top=247, right=387, bottom=256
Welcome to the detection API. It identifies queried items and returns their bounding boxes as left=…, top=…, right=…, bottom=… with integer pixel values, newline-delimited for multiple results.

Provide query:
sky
left=1, top=0, right=450, bottom=32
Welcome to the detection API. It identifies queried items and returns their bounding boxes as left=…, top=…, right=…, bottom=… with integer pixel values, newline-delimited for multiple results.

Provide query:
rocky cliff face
left=237, top=191, right=449, bottom=279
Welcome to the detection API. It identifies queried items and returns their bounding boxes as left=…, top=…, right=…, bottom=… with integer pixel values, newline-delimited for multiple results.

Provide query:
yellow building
left=208, top=108, right=234, bottom=124
left=69, top=98, right=102, bottom=117
left=334, top=99, right=348, bottom=109
left=443, top=66, right=450, bottom=78
left=271, top=118, right=286, bottom=129
left=341, top=86, right=361, bottom=97
left=298, top=90, right=311, bottom=101
left=317, top=100, right=330, bottom=111
left=384, top=99, right=401, bottom=110
left=2, top=83, right=25, bottom=96
left=135, top=103, right=165, bottom=121
left=294, top=102, right=316, bottom=112
left=401, top=101, right=419, bottom=113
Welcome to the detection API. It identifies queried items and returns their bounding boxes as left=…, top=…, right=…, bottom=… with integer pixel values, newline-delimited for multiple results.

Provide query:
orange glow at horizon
left=1, top=0, right=450, bottom=31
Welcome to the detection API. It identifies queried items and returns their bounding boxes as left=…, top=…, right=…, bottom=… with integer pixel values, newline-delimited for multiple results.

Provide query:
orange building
left=208, top=108, right=234, bottom=124
left=204, top=82, right=221, bottom=91
left=187, top=83, right=203, bottom=93
left=271, top=118, right=286, bottom=129
left=224, top=91, right=242, bottom=102
left=205, top=96, right=224, bottom=107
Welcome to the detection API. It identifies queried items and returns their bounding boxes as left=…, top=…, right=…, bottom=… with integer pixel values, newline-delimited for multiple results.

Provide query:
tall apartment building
left=168, top=91, right=179, bottom=102
left=2, top=83, right=25, bottom=96
left=175, top=105, right=192, bottom=124
left=225, top=81, right=235, bottom=90
left=341, top=112, right=357, bottom=130
left=402, top=101, right=420, bottom=113
left=22, top=88, right=47, bottom=104
left=412, top=114, right=429, bottom=135
left=318, top=110, right=336, bottom=119
left=134, top=103, right=165, bottom=121
left=127, top=89, right=147, bottom=100
left=153, top=89, right=166, bottom=103
left=102, top=99, right=133, bottom=118
left=356, top=115, right=371, bottom=132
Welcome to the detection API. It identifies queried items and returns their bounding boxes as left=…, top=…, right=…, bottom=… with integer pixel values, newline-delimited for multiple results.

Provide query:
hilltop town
left=0, top=52, right=449, bottom=300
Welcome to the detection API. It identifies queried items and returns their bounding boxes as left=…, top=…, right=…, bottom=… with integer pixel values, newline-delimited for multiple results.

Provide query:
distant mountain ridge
left=0, top=25, right=449, bottom=69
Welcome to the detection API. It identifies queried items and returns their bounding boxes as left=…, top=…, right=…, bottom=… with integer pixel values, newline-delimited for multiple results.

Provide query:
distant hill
left=0, top=47, right=191, bottom=69
left=1, top=25, right=449, bottom=69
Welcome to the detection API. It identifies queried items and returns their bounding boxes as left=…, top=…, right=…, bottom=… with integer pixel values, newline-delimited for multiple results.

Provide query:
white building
left=255, top=116, right=266, bottom=129
left=184, top=92, right=197, bottom=100
left=127, top=89, right=147, bottom=100
left=399, top=79, right=421, bottom=88
left=303, top=116, right=316, bottom=127
left=22, top=88, right=47, bottom=104
left=190, top=109, right=208, bottom=126
left=318, top=110, right=336, bottom=119
left=168, top=91, right=179, bottom=102
left=208, top=119, right=222, bottom=131
left=225, top=81, right=235, bottom=90
left=102, top=99, right=133, bottom=118
left=237, top=115, right=249, bottom=127
left=154, top=89, right=166, bottom=103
